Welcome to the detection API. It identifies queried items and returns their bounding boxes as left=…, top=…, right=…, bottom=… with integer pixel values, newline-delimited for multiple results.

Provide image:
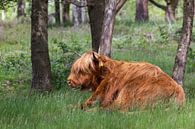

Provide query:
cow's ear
left=92, top=52, right=103, bottom=67
left=92, top=52, right=98, bottom=62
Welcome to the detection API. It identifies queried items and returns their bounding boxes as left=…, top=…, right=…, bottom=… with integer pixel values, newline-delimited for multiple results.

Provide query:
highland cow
left=67, top=51, right=185, bottom=110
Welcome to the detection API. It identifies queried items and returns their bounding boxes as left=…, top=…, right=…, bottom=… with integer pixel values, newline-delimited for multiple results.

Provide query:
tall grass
left=0, top=91, right=195, bottom=129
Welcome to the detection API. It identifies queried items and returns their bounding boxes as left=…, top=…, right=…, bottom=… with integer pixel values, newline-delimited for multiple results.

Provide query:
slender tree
left=135, top=0, right=149, bottom=22
left=99, top=0, right=127, bottom=57
left=72, top=4, right=82, bottom=27
left=1, top=10, right=6, bottom=20
left=149, top=0, right=179, bottom=23
left=62, top=0, right=70, bottom=25
left=165, top=0, right=178, bottom=23
left=81, top=0, right=88, bottom=24
left=17, top=0, right=25, bottom=17
left=55, top=0, right=61, bottom=25
left=72, top=0, right=87, bottom=27
left=172, top=0, right=194, bottom=86
left=31, top=0, right=52, bottom=92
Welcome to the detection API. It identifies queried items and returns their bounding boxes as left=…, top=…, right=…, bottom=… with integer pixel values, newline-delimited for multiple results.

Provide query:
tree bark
left=72, top=4, right=82, bottom=27
left=99, top=0, right=126, bottom=57
left=165, top=0, right=179, bottom=23
left=62, top=0, right=70, bottom=25
left=81, top=0, right=88, bottom=24
left=31, top=0, right=52, bottom=91
left=135, top=0, right=149, bottom=22
left=17, top=0, right=25, bottom=18
left=149, top=0, right=179, bottom=23
left=87, top=0, right=105, bottom=52
left=172, top=0, right=194, bottom=86
left=55, top=0, right=61, bottom=25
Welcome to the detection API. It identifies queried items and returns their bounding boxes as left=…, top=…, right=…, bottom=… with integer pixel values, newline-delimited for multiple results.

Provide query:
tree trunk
left=17, top=0, right=25, bottom=17
left=31, top=0, right=52, bottom=92
left=99, top=0, right=126, bottom=57
left=135, top=0, right=149, bottom=22
left=81, top=0, right=88, bottom=24
left=62, top=0, right=70, bottom=25
left=72, top=4, right=82, bottom=27
left=55, top=0, right=61, bottom=25
left=1, top=10, right=6, bottom=20
left=87, top=0, right=105, bottom=52
left=149, top=0, right=179, bottom=23
left=165, top=0, right=179, bottom=23
left=172, top=0, right=194, bottom=86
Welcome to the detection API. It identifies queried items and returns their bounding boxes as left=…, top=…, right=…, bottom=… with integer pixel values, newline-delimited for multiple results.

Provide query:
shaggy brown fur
left=67, top=51, right=185, bottom=110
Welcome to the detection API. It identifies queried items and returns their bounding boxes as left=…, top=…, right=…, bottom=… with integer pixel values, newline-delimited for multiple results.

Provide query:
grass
left=0, top=4, right=195, bottom=128
left=0, top=91, right=195, bottom=129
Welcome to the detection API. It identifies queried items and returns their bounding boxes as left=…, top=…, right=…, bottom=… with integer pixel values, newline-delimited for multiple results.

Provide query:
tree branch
left=65, top=0, right=94, bottom=7
left=116, top=0, right=127, bottom=14
left=149, top=0, right=166, bottom=11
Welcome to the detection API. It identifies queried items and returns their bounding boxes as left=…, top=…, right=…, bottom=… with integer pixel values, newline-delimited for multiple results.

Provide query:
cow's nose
left=67, top=80, right=71, bottom=86
left=67, top=78, right=76, bottom=86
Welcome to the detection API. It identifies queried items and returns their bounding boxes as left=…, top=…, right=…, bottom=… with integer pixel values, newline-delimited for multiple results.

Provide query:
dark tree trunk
left=135, top=0, right=149, bottom=22
left=55, top=0, right=61, bottom=25
left=172, top=0, right=194, bottom=86
left=31, top=0, right=52, bottom=91
left=17, top=0, right=25, bottom=17
left=165, top=0, right=179, bottom=23
left=99, top=0, right=126, bottom=57
left=62, top=0, right=70, bottom=25
left=87, top=0, right=105, bottom=52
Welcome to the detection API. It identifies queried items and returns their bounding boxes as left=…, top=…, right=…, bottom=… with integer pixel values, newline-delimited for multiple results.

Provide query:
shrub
left=50, top=38, right=86, bottom=89
left=187, top=47, right=195, bottom=73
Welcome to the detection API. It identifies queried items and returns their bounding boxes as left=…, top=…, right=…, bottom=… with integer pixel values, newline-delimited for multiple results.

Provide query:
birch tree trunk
left=165, top=0, right=179, bottom=23
left=1, top=10, right=6, bottom=21
left=172, top=0, right=194, bottom=86
left=72, top=4, right=82, bottom=27
left=99, top=0, right=127, bottom=57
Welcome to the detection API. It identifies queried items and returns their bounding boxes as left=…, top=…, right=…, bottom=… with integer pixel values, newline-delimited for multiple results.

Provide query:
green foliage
left=0, top=0, right=17, bottom=10
left=187, top=47, right=195, bottom=73
left=0, top=53, right=30, bottom=72
left=50, top=36, right=87, bottom=89
left=158, top=25, right=169, bottom=44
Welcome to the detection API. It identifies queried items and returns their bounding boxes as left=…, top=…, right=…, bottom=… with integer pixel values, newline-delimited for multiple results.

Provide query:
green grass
left=1, top=91, right=195, bottom=129
left=0, top=5, right=195, bottom=128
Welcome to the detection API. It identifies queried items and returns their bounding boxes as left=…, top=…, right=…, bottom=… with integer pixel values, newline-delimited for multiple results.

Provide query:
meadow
left=0, top=3, right=195, bottom=129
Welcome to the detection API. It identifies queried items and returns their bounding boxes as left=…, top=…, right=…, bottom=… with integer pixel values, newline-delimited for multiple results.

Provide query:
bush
left=0, top=52, right=31, bottom=73
left=187, top=47, right=195, bottom=73
left=50, top=38, right=86, bottom=89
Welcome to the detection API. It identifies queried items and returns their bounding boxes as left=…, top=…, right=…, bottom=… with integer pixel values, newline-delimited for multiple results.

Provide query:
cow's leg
left=81, top=79, right=108, bottom=109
